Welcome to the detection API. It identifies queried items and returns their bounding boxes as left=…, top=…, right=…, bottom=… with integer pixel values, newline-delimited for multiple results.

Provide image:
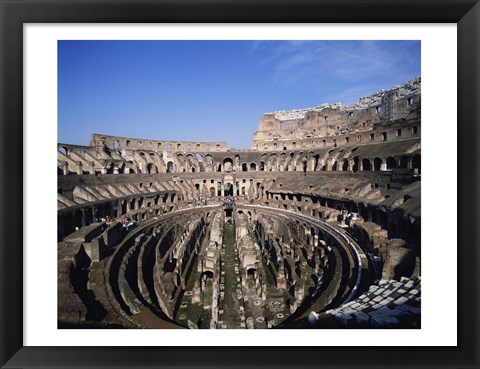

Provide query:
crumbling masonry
left=58, top=78, right=421, bottom=329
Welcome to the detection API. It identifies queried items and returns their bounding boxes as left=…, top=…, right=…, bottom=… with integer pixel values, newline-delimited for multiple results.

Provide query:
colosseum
left=57, top=77, right=421, bottom=329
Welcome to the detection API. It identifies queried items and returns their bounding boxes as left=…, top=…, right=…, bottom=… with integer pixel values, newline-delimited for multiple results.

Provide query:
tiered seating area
left=320, top=277, right=421, bottom=328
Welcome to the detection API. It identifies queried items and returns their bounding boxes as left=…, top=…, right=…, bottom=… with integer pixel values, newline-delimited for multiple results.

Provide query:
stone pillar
left=380, top=159, right=387, bottom=171
left=63, top=163, right=68, bottom=175
left=77, top=162, right=83, bottom=175
left=113, top=166, right=119, bottom=174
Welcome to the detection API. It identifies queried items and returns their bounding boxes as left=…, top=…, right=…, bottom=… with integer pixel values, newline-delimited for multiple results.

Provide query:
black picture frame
left=1, top=1, right=478, bottom=368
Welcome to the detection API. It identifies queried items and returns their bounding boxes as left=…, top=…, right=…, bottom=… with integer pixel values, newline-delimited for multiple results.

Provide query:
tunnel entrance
left=224, top=182, right=233, bottom=196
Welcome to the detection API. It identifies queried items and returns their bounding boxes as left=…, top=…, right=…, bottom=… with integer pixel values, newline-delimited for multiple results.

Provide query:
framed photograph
left=1, top=0, right=478, bottom=368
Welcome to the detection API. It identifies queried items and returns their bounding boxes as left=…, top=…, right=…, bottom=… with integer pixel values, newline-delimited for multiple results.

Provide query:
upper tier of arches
left=58, top=138, right=421, bottom=176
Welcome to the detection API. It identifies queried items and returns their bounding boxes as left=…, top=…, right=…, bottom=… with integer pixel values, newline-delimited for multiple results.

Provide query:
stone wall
left=252, top=78, right=420, bottom=151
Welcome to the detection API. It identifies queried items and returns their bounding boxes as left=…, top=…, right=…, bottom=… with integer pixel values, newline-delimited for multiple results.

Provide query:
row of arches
left=172, top=151, right=420, bottom=175
left=58, top=147, right=420, bottom=176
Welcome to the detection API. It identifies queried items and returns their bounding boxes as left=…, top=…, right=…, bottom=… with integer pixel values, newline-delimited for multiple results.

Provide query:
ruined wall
left=252, top=78, right=420, bottom=151
left=57, top=77, right=422, bottom=329
left=89, top=133, right=227, bottom=153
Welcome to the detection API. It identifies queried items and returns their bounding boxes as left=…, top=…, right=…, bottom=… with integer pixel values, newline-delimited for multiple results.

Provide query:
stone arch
left=268, top=154, right=278, bottom=171
left=205, top=155, right=213, bottom=171
left=386, top=156, right=396, bottom=170
left=412, top=154, right=421, bottom=174
left=362, top=158, right=371, bottom=171
left=224, top=182, right=234, bottom=196
left=146, top=163, right=154, bottom=174
left=58, top=146, right=68, bottom=156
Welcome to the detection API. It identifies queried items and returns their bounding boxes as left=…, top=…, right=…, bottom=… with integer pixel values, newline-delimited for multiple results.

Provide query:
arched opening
left=400, top=155, right=409, bottom=169
left=130, top=198, right=135, bottom=210
left=223, top=158, right=233, bottom=172
left=224, top=182, right=233, bottom=196
left=331, top=161, right=338, bottom=171
left=374, top=157, right=382, bottom=171
left=195, top=183, right=200, bottom=192
left=205, top=155, right=213, bottom=170
left=412, top=154, right=421, bottom=174
left=209, top=187, right=216, bottom=197
left=166, top=161, right=174, bottom=173
left=201, top=270, right=214, bottom=288
left=386, top=156, right=396, bottom=170
left=58, top=146, right=68, bottom=156
left=250, top=163, right=257, bottom=171
left=246, top=268, right=256, bottom=284
left=128, top=161, right=136, bottom=174
left=146, top=163, right=154, bottom=174
left=362, top=158, right=371, bottom=171
left=242, top=163, right=248, bottom=172
left=342, top=159, right=349, bottom=171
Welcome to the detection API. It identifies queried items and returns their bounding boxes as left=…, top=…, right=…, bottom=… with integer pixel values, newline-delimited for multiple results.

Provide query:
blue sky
left=58, top=40, right=420, bottom=149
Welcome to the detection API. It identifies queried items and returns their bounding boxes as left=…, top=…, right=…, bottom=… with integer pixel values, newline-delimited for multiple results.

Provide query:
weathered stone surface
left=58, top=78, right=421, bottom=329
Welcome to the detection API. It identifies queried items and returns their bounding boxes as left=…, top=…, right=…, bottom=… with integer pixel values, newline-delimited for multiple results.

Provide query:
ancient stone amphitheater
left=58, top=78, right=421, bottom=329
